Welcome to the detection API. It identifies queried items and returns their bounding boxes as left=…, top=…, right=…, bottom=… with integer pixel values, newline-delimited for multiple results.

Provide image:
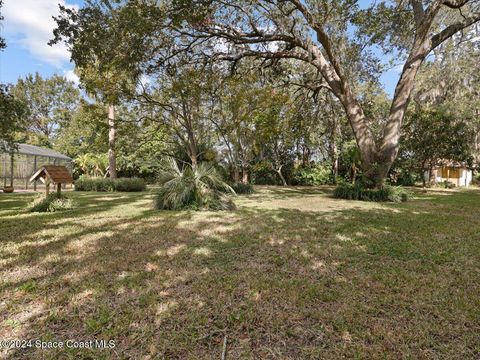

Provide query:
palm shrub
left=75, top=153, right=108, bottom=177
left=155, top=158, right=236, bottom=210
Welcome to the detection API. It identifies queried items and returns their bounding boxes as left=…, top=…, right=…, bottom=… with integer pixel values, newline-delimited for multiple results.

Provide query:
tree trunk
left=368, top=43, right=430, bottom=187
left=474, top=117, right=480, bottom=164
left=9, top=151, right=14, bottom=187
left=186, top=127, right=198, bottom=170
left=190, top=152, right=198, bottom=170
left=232, top=148, right=240, bottom=183
left=233, top=166, right=240, bottom=183
left=312, top=29, right=433, bottom=188
left=332, top=156, right=339, bottom=184
left=107, top=104, right=117, bottom=179
left=327, top=93, right=340, bottom=184
left=330, top=128, right=339, bottom=184
left=304, top=146, right=311, bottom=166
left=421, top=159, right=428, bottom=188
left=276, top=166, right=287, bottom=186
left=241, top=165, right=248, bottom=184
left=428, top=164, right=435, bottom=186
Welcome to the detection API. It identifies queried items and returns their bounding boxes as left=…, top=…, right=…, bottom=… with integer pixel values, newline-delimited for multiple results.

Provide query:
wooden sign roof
left=30, top=165, right=73, bottom=184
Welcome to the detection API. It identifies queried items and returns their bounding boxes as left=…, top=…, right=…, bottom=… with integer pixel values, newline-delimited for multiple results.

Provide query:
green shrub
left=231, top=182, right=254, bottom=194
left=74, top=177, right=114, bottom=192
left=436, top=180, right=456, bottom=189
left=74, top=176, right=146, bottom=192
left=250, top=161, right=296, bottom=185
left=155, top=158, right=236, bottom=211
left=472, top=174, right=480, bottom=186
left=73, top=177, right=90, bottom=191
left=30, top=193, right=75, bottom=212
left=394, top=170, right=418, bottom=186
left=113, top=177, right=146, bottom=192
left=333, top=183, right=412, bottom=203
left=293, top=164, right=332, bottom=185
left=251, top=161, right=280, bottom=185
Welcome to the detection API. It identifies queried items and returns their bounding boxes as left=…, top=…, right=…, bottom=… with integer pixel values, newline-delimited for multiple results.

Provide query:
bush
left=472, top=174, right=480, bottom=186
left=113, top=178, right=146, bottom=192
left=436, top=180, right=456, bottom=189
left=293, top=164, right=332, bottom=185
left=30, top=193, right=75, bottom=212
left=74, top=176, right=146, bottom=192
left=155, top=158, right=236, bottom=211
left=250, top=161, right=296, bottom=185
left=231, top=182, right=254, bottom=194
left=74, top=177, right=113, bottom=191
left=394, top=170, right=418, bottom=186
left=251, top=162, right=280, bottom=185
left=333, top=183, right=412, bottom=203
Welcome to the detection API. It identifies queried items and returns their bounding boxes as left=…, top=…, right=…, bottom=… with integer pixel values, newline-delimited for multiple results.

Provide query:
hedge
left=74, top=177, right=146, bottom=192
left=333, top=183, right=412, bottom=203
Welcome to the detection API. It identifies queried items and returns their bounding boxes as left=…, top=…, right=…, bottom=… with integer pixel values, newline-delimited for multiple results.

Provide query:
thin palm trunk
left=108, top=104, right=117, bottom=179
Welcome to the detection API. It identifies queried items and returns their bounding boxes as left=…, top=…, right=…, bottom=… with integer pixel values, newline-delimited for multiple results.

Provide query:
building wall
left=432, top=167, right=473, bottom=187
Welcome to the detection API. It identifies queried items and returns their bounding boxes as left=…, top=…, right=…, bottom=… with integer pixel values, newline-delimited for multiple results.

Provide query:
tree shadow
left=1, top=189, right=479, bottom=359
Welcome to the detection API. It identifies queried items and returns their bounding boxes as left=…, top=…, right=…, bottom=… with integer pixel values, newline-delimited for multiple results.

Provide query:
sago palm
left=155, top=158, right=236, bottom=210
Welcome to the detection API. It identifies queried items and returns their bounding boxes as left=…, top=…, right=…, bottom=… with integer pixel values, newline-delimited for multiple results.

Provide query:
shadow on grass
left=0, top=188, right=479, bottom=359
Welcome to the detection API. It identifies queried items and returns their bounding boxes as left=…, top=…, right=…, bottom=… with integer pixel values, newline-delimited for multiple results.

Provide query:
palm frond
left=155, top=158, right=236, bottom=211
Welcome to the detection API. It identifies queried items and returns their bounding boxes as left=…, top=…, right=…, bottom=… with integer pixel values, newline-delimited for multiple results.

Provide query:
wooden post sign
left=29, top=165, right=73, bottom=197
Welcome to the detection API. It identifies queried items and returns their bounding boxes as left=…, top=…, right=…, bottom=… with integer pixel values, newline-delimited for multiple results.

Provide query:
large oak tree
left=173, top=0, right=480, bottom=186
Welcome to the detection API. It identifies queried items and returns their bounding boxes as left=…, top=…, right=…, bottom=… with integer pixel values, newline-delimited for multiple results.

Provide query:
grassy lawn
left=0, top=187, right=479, bottom=359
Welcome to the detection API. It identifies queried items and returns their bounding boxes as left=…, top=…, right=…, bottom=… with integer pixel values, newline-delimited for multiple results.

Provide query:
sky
left=0, top=0, right=82, bottom=86
left=0, top=0, right=401, bottom=96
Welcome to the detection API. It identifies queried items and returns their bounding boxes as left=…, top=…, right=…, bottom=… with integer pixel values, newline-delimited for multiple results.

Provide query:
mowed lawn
left=0, top=187, right=479, bottom=359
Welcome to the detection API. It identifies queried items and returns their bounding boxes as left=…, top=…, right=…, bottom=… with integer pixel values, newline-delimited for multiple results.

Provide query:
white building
left=426, top=161, right=474, bottom=187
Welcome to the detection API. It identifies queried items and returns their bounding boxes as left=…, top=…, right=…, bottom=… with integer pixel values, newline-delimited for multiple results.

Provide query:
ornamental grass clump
left=30, top=193, right=75, bottom=212
left=155, top=158, right=236, bottom=211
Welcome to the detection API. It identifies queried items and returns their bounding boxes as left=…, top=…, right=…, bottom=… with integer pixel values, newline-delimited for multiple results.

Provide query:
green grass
left=0, top=186, right=479, bottom=359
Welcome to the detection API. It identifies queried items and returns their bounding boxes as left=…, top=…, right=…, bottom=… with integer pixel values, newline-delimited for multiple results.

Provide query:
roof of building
left=436, top=159, right=477, bottom=168
left=30, top=165, right=73, bottom=184
left=3, top=143, right=72, bottom=161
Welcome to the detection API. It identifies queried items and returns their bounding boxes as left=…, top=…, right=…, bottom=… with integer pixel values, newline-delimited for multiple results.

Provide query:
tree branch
left=442, top=0, right=470, bottom=9
left=286, top=0, right=345, bottom=81
left=430, top=10, right=480, bottom=50
left=411, top=0, right=425, bottom=28
left=214, top=49, right=311, bottom=64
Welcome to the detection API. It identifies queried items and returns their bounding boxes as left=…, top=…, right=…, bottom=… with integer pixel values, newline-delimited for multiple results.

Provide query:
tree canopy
left=51, top=0, right=480, bottom=187
left=11, top=73, right=80, bottom=147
